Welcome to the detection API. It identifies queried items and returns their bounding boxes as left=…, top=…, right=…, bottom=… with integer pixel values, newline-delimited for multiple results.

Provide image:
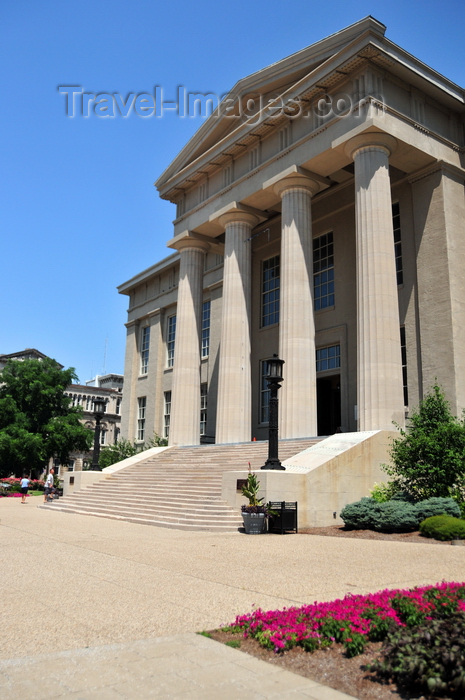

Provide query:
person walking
left=43, top=468, right=54, bottom=503
left=20, top=475, right=30, bottom=503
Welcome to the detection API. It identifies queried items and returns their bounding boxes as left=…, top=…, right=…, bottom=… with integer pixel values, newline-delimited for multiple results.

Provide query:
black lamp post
left=261, top=354, right=285, bottom=470
left=91, top=397, right=106, bottom=470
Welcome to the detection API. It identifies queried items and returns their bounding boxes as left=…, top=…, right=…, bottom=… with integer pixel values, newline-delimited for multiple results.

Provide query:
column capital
left=173, top=237, right=210, bottom=254
left=169, top=231, right=210, bottom=254
left=344, top=132, right=397, bottom=160
left=263, top=165, right=329, bottom=199
left=210, top=201, right=265, bottom=230
left=218, top=209, right=260, bottom=229
left=273, top=175, right=320, bottom=199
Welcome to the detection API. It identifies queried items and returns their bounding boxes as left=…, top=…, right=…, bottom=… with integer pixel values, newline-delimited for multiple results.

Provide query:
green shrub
left=383, top=384, right=465, bottom=504
left=340, top=497, right=377, bottom=529
left=390, top=490, right=415, bottom=502
left=370, top=481, right=397, bottom=503
left=341, top=496, right=463, bottom=533
left=370, top=612, right=465, bottom=697
left=372, top=501, right=418, bottom=532
left=420, top=515, right=465, bottom=541
left=414, top=496, right=461, bottom=521
left=340, top=498, right=418, bottom=532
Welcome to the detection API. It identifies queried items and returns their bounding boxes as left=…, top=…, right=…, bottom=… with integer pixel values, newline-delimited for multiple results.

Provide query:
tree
left=0, top=358, right=93, bottom=477
left=383, top=384, right=465, bottom=509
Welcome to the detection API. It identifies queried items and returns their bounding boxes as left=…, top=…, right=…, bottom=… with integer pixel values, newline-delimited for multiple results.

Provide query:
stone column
left=169, top=239, right=209, bottom=446
left=345, top=134, right=405, bottom=431
left=275, top=176, right=320, bottom=438
left=216, top=211, right=259, bottom=443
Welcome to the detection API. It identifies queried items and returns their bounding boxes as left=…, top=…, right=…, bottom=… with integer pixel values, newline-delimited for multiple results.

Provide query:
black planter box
left=268, top=501, right=298, bottom=534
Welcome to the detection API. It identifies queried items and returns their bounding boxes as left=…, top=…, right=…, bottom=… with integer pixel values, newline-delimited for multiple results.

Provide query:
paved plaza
left=1, top=496, right=464, bottom=698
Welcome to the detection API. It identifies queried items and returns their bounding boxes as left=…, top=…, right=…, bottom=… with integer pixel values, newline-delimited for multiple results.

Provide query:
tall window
left=316, top=345, right=341, bottom=372
left=137, top=397, right=146, bottom=442
left=167, top=315, right=176, bottom=368
left=200, top=384, right=207, bottom=436
left=100, top=429, right=107, bottom=446
left=392, top=202, right=403, bottom=285
left=400, top=326, right=408, bottom=406
left=201, top=301, right=211, bottom=358
left=259, top=359, right=271, bottom=424
left=140, top=326, right=150, bottom=375
left=163, top=391, right=171, bottom=439
left=261, top=255, right=280, bottom=327
left=116, top=397, right=121, bottom=415
left=313, top=232, right=334, bottom=310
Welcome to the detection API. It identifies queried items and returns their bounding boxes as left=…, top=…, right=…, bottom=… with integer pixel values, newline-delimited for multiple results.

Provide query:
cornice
left=408, top=160, right=465, bottom=184
left=118, top=253, right=179, bottom=295
left=156, top=22, right=463, bottom=205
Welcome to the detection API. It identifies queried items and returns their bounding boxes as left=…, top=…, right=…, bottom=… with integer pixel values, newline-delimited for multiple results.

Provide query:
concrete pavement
left=1, top=495, right=464, bottom=698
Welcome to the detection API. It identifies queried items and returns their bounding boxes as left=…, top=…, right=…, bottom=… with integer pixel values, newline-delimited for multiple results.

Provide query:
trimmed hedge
left=420, top=515, right=465, bottom=541
left=340, top=496, right=460, bottom=532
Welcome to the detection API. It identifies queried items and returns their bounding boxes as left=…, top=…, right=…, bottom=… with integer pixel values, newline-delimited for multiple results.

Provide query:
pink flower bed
left=1, top=477, right=44, bottom=497
left=225, top=582, right=465, bottom=656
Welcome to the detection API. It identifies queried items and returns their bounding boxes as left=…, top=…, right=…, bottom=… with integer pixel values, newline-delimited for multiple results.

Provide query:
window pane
left=164, top=391, right=171, bottom=439
left=392, top=202, right=403, bottom=285
left=167, top=316, right=176, bottom=368
left=137, top=397, right=146, bottom=441
left=316, top=345, right=340, bottom=373
left=201, top=300, right=211, bottom=358
left=140, top=326, right=150, bottom=374
left=313, top=233, right=335, bottom=310
left=261, top=256, right=280, bottom=327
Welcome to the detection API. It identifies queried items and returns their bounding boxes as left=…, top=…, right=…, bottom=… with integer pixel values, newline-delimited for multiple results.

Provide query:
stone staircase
left=49, top=438, right=320, bottom=531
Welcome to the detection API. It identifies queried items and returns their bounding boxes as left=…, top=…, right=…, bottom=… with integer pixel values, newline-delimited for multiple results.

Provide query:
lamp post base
left=261, top=458, right=285, bottom=471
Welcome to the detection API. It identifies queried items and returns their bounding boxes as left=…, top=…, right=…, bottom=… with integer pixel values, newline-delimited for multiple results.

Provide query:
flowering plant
left=241, top=467, right=271, bottom=515
left=0, top=477, right=45, bottom=495
left=222, top=581, right=465, bottom=657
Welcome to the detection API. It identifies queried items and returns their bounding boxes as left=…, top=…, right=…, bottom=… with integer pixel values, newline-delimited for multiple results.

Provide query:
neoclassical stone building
left=64, top=374, right=124, bottom=471
left=119, top=17, right=465, bottom=448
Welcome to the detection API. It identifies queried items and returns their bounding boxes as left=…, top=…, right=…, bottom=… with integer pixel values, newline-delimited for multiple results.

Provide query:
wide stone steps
left=58, top=493, right=236, bottom=512
left=49, top=438, right=320, bottom=531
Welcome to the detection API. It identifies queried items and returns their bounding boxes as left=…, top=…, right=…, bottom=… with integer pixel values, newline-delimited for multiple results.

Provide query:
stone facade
left=64, top=374, right=123, bottom=471
left=119, top=17, right=465, bottom=447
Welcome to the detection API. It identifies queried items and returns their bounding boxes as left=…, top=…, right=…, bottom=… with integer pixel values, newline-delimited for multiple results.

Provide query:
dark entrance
left=317, top=375, right=341, bottom=436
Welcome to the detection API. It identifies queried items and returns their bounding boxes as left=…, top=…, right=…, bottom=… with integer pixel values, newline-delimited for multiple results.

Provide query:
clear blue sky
left=1, top=0, right=464, bottom=384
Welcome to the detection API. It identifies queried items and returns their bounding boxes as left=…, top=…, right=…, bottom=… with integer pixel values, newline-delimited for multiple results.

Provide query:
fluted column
left=346, top=134, right=405, bottom=431
left=275, top=176, right=320, bottom=438
left=216, top=211, right=259, bottom=443
left=169, top=239, right=209, bottom=446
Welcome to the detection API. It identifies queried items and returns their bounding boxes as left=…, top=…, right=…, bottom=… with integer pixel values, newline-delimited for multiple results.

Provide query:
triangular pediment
left=156, top=15, right=463, bottom=201
left=156, top=17, right=387, bottom=197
